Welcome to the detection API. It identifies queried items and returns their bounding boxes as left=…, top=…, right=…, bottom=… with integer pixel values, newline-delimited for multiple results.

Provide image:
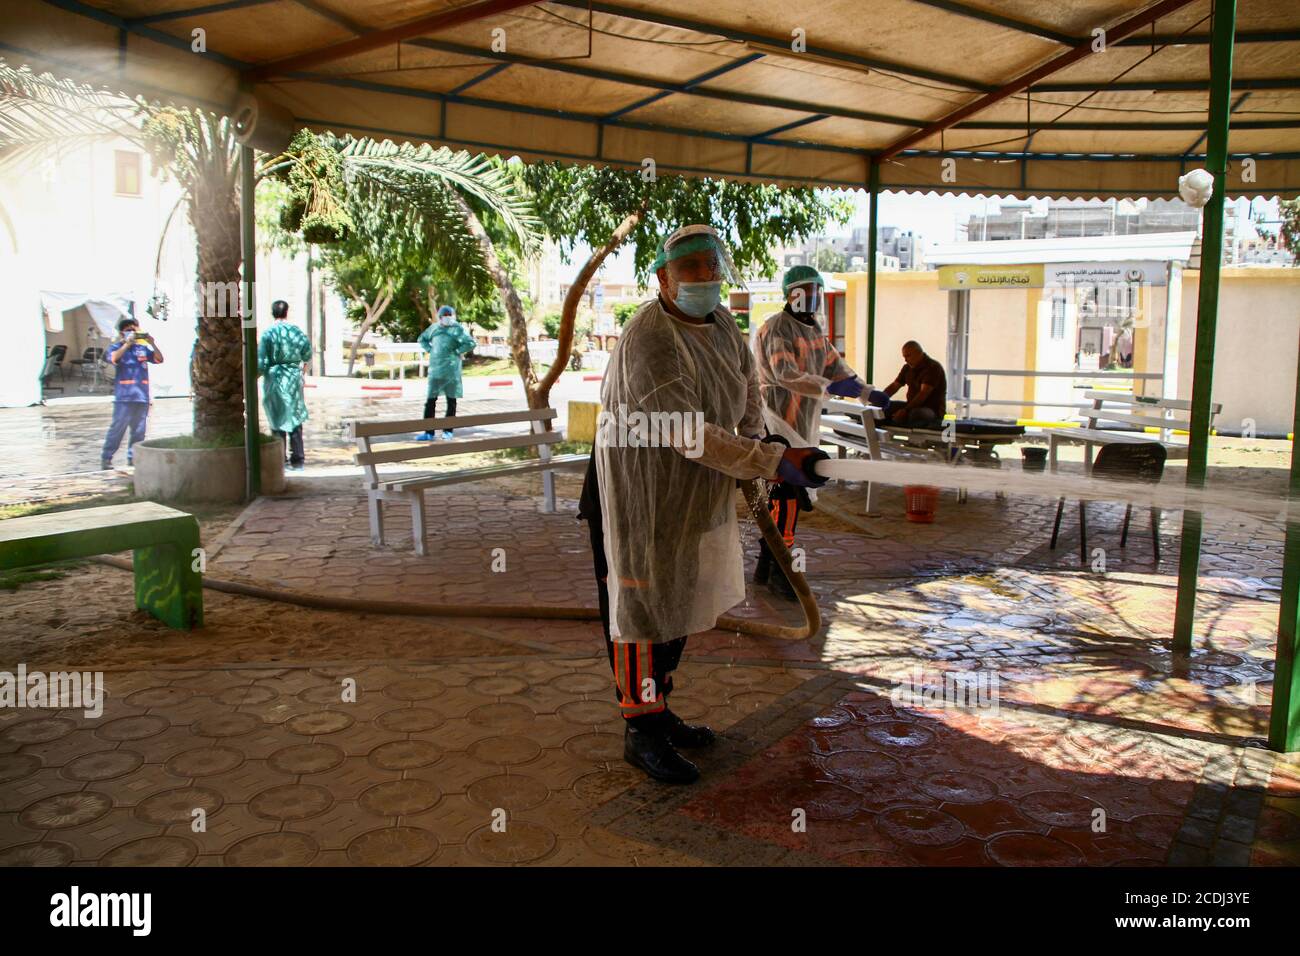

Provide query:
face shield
left=652, top=225, right=745, bottom=287
left=786, top=281, right=823, bottom=319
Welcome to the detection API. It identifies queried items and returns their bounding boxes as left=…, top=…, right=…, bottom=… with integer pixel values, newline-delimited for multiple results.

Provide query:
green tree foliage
left=501, top=163, right=853, bottom=408
left=456, top=296, right=508, bottom=333
left=261, top=135, right=539, bottom=370
left=612, top=301, right=640, bottom=327
left=1281, top=198, right=1300, bottom=260
left=812, top=247, right=848, bottom=273
left=521, top=165, right=853, bottom=283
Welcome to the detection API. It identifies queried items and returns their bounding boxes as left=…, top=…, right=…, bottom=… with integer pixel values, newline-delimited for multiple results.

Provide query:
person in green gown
left=258, top=300, right=312, bottom=470
left=417, top=305, right=477, bottom=441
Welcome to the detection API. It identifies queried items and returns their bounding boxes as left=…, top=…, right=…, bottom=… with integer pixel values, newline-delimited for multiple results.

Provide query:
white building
left=0, top=135, right=346, bottom=408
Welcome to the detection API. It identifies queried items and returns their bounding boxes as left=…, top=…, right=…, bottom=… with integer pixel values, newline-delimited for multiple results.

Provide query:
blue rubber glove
left=776, top=446, right=830, bottom=488
left=826, top=376, right=864, bottom=398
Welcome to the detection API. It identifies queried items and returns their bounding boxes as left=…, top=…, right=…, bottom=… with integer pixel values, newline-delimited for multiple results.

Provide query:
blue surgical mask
left=438, top=315, right=455, bottom=326
left=673, top=281, right=722, bottom=318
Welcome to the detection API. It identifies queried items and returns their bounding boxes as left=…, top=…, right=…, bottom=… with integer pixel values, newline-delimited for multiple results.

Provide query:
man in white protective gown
left=578, top=224, right=829, bottom=785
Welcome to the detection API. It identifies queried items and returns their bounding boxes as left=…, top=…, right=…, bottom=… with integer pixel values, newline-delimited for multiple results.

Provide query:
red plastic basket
left=903, top=485, right=940, bottom=523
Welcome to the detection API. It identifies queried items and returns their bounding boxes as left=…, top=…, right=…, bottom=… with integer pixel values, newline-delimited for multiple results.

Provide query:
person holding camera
left=100, top=315, right=164, bottom=470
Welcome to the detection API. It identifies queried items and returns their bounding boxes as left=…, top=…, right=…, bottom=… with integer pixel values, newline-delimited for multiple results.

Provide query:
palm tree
left=1, top=61, right=538, bottom=435
left=260, top=133, right=538, bottom=374
left=2, top=63, right=248, bottom=438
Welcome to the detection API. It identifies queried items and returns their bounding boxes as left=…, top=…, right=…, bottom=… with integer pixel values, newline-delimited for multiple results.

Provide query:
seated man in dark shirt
left=868, top=340, right=947, bottom=428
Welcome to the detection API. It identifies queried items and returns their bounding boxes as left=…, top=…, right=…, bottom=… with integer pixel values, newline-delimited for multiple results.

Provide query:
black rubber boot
left=753, top=547, right=772, bottom=585
left=767, top=562, right=798, bottom=602
left=663, top=710, right=715, bottom=749
left=623, top=724, right=700, bottom=784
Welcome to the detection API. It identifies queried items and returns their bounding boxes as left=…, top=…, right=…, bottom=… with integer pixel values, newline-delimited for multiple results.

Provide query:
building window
left=1050, top=297, right=1066, bottom=340
left=114, top=150, right=142, bottom=196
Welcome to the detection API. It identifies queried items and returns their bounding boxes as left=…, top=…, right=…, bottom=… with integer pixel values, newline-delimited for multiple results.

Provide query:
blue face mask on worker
left=673, top=281, right=723, bottom=318
left=438, top=314, right=455, bottom=326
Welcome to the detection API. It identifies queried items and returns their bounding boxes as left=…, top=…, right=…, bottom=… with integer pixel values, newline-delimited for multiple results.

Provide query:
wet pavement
left=2, top=471, right=1297, bottom=866
left=4, top=372, right=601, bottom=487
left=0, top=393, right=491, bottom=484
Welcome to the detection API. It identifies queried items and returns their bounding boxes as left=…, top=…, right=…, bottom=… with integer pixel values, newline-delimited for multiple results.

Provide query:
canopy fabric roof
left=39, top=289, right=136, bottom=336
left=3, top=0, right=1299, bottom=198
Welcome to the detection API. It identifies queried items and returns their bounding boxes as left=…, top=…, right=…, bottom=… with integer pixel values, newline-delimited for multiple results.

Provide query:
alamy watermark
left=889, top=665, right=999, bottom=714
left=596, top=404, right=706, bottom=458
left=142, top=276, right=268, bottom=329
left=0, top=664, right=104, bottom=718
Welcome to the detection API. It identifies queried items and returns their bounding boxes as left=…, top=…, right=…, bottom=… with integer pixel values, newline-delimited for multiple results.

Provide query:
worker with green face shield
left=417, top=305, right=477, bottom=441
left=753, top=264, right=864, bottom=599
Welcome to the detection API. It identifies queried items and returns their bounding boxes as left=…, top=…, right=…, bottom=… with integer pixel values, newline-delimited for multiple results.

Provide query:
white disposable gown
left=595, top=298, right=784, bottom=644
left=755, top=308, right=857, bottom=445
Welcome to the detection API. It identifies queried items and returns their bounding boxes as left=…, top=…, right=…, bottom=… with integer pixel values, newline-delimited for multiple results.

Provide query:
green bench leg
left=132, top=520, right=204, bottom=630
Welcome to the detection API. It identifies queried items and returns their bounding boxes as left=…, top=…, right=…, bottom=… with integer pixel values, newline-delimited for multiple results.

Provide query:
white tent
left=14, top=290, right=194, bottom=407
left=40, top=290, right=135, bottom=336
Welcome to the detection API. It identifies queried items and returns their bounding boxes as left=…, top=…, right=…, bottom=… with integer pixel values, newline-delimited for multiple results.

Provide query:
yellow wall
left=837, top=271, right=946, bottom=387
left=1177, top=268, right=1300, bottom=435
left=970, top=287, right=1035, bottom=419
left=837, top=266, right=1300, bottom=431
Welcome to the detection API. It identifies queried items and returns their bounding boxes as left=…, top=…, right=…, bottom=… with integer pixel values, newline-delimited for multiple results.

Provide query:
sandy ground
left=1, top=438, right=1291, bottom=671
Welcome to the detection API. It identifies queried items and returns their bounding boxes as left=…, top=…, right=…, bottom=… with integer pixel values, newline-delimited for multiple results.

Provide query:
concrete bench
left=0, top=501, right=203, bottom=630
left=350, top=407, right=587, bottom=556
left=1048, top=391, right=1222, bottom=475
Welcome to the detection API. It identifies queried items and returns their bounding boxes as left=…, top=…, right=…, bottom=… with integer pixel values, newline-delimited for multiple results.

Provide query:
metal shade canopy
left=3, top=0, right=1299, bottom=198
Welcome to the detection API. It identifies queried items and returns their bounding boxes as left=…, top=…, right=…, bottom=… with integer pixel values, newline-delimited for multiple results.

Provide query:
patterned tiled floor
left=2, top=477, right=1297, bottom=866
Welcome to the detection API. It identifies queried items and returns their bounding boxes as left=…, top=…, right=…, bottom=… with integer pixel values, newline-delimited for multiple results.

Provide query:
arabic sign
left=937, top=264, right=1044, bottom=290
left=1045, top=261, right=1167, bottom=288
left=937, top=261, right=1168, bottom=291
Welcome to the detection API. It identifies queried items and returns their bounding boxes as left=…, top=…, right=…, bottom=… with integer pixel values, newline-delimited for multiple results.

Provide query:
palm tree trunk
left=188, top=167, right=245, bottom=441
left=453, top=193, right=539, bottom=405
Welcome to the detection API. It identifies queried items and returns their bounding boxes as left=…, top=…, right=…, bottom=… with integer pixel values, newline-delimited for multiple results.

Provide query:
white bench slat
left=1086, top=409, right=1190, bottom=432
left=1051, top=426, right=1178, bottom=446
left=1076, top=392, right=1216, bottom=416
left=1083, top=390, right=1172, bottom=407
left=822, top=432, right=871, bottom=451
left=356, top=431, right=562, bottom=467
left=349, top=407, right=557, bottom=439
left=824, top=400, right=885, bottom=421
left=822, top=419, right=870, bottom=438
left=378, top=454, right=587, bottom=492
left=1081, top=391, right=1222, bottom=415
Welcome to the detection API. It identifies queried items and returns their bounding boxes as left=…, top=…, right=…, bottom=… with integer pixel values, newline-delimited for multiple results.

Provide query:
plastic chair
left=41, top=345, right=67, bottom=392
left=70, top=346, right=105, bottom=381
left=1050, top=442, right=1167, bottom=564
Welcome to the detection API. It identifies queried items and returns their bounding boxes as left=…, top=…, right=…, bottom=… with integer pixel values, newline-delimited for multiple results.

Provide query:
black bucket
left=1022, top=447, right=1048, bottom=471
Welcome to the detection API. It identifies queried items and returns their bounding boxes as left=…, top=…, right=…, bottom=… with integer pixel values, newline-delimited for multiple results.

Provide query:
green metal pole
left=239, top=144, right=262, bottom=500
left=1269, top=334, right=1300, bottom=752
left=866, top=157, right=879, bottom=382
left=1171, top=0, right=1235, bottom=653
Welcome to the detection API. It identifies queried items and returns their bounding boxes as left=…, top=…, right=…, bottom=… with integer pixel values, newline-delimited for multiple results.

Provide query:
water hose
left=92, top=478, right=823, bottom=642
